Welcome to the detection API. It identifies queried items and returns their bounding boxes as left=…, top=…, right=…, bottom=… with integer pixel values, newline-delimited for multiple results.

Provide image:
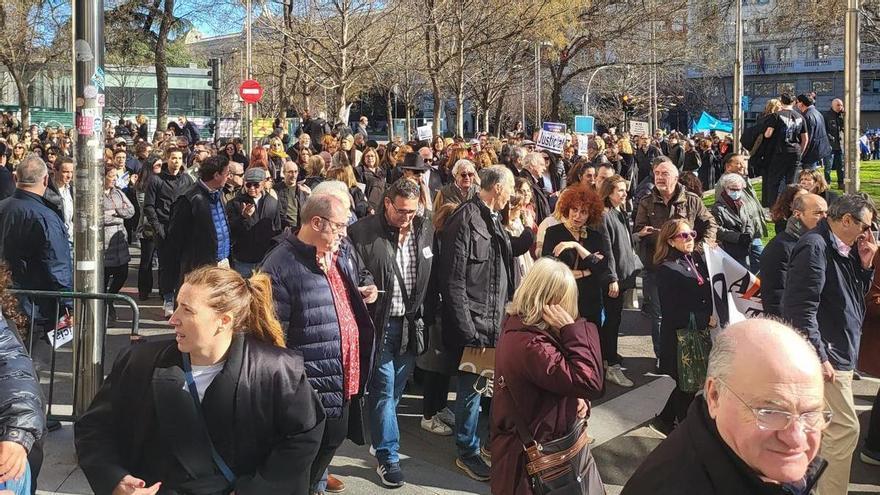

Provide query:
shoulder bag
left=675, top=312, right=712, bottom=393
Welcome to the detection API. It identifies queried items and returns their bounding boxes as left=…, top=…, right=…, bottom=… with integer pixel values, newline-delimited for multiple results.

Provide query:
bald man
left=823, top=98, right=844, bottom=187
left=623, top=319, right=828, bottom=494
left=760, top=193, right=828, bottom=316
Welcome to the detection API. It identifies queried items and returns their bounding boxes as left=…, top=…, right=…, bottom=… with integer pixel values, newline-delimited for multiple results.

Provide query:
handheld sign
left=416, top=124, right=433, bottom=141
left=574, top=115, right=595, bottom=134
left=542, top=122, right=567, bottom=133
left=536, top=129, right=568, bottom=154
left=577, top=133, right=590, bottom=157
left=630, top=120, right=650, bottom=137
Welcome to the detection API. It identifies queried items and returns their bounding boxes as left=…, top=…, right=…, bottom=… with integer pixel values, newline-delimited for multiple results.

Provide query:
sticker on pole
left=48, top=312, right=74, bottom=349
left=630, top=120, right=650, bottom=137
left=238, top=79, right=263, bottom=104
left=535, top=129, right=568, bottom=154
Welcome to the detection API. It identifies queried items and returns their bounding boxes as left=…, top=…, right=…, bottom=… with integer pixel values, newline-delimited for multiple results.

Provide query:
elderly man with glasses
left=783, top=192, right=878, bottom=495
left=623, top=318, right=830, bottom=494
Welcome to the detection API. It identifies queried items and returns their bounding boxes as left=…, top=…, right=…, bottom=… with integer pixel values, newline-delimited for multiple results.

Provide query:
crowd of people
left=0, top=92, right=876, bottom=495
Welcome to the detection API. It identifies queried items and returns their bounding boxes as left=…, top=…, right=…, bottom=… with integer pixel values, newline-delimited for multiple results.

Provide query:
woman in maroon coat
left=490, top=257, right=605, bottom=495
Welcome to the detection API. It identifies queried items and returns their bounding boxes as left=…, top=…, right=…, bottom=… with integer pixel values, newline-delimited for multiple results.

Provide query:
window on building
left=812, top=80, right=833, bottom=95
left=756, top=18, right=768, bottom=34
left=754, top=82, right=774, bottom=96
left=777, top=47, right=792, bottom=62
left=777, top=82, right=796, bottom=95
left=814, top=44, right=831, bottom=60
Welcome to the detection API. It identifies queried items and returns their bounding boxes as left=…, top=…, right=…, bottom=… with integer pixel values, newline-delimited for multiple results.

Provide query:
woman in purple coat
left=490, top=257, right=605, bottom=494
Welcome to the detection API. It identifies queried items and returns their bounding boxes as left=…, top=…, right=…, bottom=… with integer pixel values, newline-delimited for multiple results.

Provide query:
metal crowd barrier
left=9, top=289, right=141, bottom=422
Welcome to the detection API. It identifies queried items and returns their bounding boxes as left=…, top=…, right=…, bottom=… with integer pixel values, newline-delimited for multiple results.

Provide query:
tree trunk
left=154, top=0, right=174, bottom=130
left=431, top=79, right=442, bottom=137
left=278, top=0, right=292, bottom=118
left=386, top=90, right=394, bottom=141
left=483, top=109, right=490, bottom=136
left=493, top=93, right=505, bottom=137
left=549, top=78, right=563, bottom=122
left=405, top=104, right=412, bottom=142
left=12, top=73, right=30, bottom=129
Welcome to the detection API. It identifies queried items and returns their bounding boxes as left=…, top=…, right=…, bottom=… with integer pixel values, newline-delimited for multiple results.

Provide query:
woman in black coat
left=75, top=267, right=325, bottom=495
left=541, top=184, right=612, bottom=326
left=651, top=219, right=712, bottom=435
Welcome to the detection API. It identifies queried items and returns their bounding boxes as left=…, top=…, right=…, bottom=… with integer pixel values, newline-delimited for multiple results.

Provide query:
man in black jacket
left=760, top=193, right=827, bottom=316
left=782, top=193, right=877, bottom=495
left=348, top=178, right=433, bottom=487
left=519, top=151, right=552, bottom=224
left=623, top=319, right=828, bottom=494
left=143, top=146, right=194, bottom=317
left=823, top=98, right=845, bottom=188
left=227, top=167, right=280, bottom=278
left=165, top=156, right=231, bottom=305
left=440, top=165, right=533, bottom=481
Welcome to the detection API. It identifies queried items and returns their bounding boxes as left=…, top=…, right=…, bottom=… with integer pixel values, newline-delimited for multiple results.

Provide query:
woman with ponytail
left=75, top=266, right=326, bottom=495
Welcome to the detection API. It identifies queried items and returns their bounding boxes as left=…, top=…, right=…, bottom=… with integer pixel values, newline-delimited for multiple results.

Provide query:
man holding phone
left=633, top=159, right=717, bottom=365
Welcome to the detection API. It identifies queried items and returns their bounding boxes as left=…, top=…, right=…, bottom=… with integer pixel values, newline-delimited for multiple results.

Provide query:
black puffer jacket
left=0, top=315, right=44, bottom=453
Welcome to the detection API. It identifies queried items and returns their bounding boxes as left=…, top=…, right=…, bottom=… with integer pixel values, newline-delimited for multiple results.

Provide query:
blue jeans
left=749, top=238, right=764, bottom=275
left=368, top=317, right=416, bottom=464
left=454, top=372, right=482, bottom=458
left=0, top=463, right=31, bottom=495
left=642, top=269, right=662, bottom=358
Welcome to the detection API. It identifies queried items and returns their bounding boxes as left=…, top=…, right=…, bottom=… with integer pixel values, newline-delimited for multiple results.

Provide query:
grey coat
left=102, top=187, right=135, bottom=267
left=602, top=207, right=643, bottom=289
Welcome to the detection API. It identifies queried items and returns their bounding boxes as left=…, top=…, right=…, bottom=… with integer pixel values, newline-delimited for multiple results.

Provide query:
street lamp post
left=844, top=0, right=861, bottom=193
left=732, top=0, right=744, bottom=153
left=245, top=0, right=253, bottom=154
left=584, top=65, right=629, bottom=117
left=535, top=43, right=541, bottom=126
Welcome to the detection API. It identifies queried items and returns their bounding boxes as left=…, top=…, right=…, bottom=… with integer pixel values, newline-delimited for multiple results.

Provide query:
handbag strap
left=182, top=353, right=236, bottom=484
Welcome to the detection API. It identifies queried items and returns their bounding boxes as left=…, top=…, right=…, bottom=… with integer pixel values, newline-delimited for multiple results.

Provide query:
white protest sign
left=535, top=129, right=567, bottom=154
left=48, top=321, right=74, bottom=349
left=630, top=120, right=650, bottom=137
left=703, top=243, right=763, bottom=328
left=417, top=124, right=433, bottom=141
left=577, top=133, right=591, bottom=157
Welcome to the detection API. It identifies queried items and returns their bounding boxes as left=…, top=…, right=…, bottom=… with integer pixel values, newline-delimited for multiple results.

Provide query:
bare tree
left=0, top=0, right=69, bottom=129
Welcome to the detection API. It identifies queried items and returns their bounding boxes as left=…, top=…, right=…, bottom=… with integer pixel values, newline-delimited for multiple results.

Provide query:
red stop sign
left=238, top=79, right=263, bottom=104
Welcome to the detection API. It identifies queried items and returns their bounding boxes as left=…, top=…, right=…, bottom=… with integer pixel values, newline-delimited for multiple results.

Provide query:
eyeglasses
left=388, top=201, right=418, bottom=217
left=852, top=215, right=873, bottom=233
left=318, top=216, right=348, bottom=234
left=672, top=231, right=697, bottom=241
left=409, top=170, right=425, bottom=176
left=458, top=172, right=475, bottom=178
left=244, top=182, right=261, bottom=188
left=716, top=378, right=832, bottom=433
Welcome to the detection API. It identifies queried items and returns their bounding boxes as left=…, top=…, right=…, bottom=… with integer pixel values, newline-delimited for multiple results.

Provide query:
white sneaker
left=420, top=416, right=453, bottom=436
left=606, top=364, right=634, bottom=388
left=163, top=300, right=174, bottom=318
left=436, top=407, right=456, bottom=427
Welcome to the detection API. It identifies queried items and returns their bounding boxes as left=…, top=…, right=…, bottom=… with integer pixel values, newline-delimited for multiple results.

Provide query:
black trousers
left=138, top=236, right=156, bottom=298
left=867, top=388, right=880, bottom=451
left=601, top=291, right=625, bottom=366
left=309, top=402, right=349, bottom=489
left=156, top=236, right=176, bottom=297
left=104, top=264, right=128, bottom=295
left=762, top=151, right=799, bottom=207
left=421, top=370, right=451, bottom=419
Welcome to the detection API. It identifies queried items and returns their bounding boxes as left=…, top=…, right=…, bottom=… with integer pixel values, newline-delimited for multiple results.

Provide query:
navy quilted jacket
left=261, top=230, right=375, bottom=418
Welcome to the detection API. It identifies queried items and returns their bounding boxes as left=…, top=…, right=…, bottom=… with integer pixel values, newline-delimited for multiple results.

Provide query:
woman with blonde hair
left=798, top=168, right=839, bottom=204
left=324, top=166, right=369, bottom=218
left=75, top=266, right=325, bottom=495
left=490, top=257, right=604, bottom=495
left=268, top=137, right=288, bottom=181
left=304, top=154, right=327, bottom=189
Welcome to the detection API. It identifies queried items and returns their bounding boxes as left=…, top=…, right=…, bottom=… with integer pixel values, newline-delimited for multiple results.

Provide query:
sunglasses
left=458, top=172, right=475, bottom=178
left=672, top=231, right=697, bottom=241
left=244, top=182, right=261, bottom=188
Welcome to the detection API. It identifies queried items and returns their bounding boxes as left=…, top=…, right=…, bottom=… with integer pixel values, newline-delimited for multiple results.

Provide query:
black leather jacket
left=0, top=315, right=45, bottom=453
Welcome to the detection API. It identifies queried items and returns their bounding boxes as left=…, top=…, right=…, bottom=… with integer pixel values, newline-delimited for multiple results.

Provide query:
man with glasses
left=433, top=159, right=478, bottom=210
left=783, top=193, right=878, bottom=495
left=349, top=178, right=433, bottom=487
left=623, top=318, right=829, bottom=494
left=261, top=193, right=377, bottom=495
left=222, top=161, right=244, bottom=204
left=227, top=167, right=280, bottom=278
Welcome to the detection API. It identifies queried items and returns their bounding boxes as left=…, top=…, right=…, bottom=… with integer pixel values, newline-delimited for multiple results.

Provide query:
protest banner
left=630, top=120, right=650, bottom=137
left=703, top=243, right=764, bottom=328
left=535, top=129, right=567, bottom=154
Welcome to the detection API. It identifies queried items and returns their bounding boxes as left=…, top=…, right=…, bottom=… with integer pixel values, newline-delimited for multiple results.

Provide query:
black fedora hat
left=400, top=152, right=429, bottom=172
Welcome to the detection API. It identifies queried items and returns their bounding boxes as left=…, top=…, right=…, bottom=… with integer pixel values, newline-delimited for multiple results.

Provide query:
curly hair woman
left=540, top=184, right=612, bottom=325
